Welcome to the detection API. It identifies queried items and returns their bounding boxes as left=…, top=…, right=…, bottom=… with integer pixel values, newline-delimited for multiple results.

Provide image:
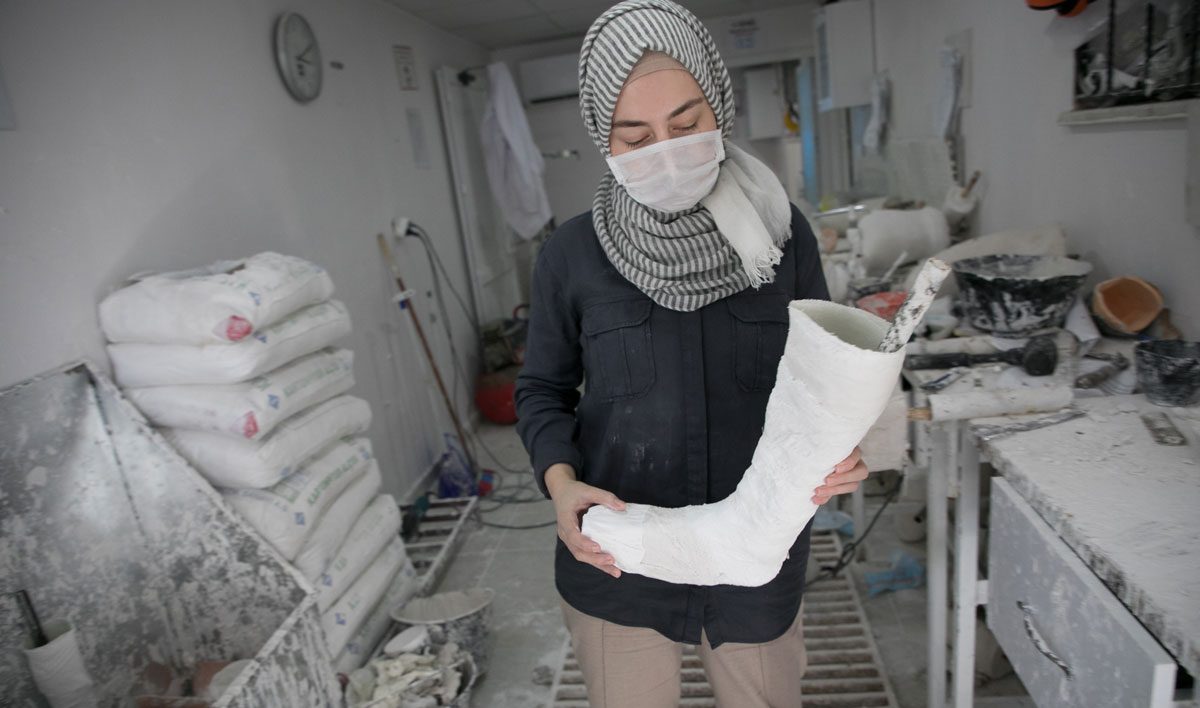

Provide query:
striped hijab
left=579, top=0, right=791, bottom=312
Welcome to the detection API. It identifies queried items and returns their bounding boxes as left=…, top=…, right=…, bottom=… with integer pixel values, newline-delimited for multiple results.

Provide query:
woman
left=515, top=2, right=870, bottom=705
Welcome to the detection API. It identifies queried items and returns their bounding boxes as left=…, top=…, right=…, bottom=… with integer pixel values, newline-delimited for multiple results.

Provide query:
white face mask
left=606, top=129, right=725, bottom=213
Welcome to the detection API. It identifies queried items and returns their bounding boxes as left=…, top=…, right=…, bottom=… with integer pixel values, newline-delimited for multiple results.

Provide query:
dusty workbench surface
left=971, top=395, right=1200, bottom=676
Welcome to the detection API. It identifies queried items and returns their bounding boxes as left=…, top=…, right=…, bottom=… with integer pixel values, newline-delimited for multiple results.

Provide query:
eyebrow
left=612, top=97, right=704, bottom=128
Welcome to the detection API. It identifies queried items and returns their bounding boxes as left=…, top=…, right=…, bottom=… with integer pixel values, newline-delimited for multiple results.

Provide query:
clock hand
left=299, top=44, right=315, bottom=62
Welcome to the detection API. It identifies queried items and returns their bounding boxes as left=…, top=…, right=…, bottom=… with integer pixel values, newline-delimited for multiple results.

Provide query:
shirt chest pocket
left=580, top=299, right=655, bottom=401
left=727, top=292, right=790, bottom=392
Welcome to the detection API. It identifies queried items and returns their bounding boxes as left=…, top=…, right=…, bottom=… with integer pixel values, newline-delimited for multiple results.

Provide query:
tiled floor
left=436, top=423, right=1031, bottom=707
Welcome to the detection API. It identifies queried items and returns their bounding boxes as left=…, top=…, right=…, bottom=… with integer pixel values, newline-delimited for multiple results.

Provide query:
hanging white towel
left=480, top=62, right=553, bottom=240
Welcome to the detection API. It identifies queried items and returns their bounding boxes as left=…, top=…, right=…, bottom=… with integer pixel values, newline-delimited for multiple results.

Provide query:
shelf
left=1058, top=99, right=1196, bottom=126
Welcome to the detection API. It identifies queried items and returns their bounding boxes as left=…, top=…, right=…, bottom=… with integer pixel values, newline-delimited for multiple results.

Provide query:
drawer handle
left=1017, top=600, right=1073, bottom=680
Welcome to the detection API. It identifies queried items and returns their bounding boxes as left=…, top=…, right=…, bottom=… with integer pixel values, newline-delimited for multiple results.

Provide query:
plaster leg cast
left=581, top=260, right=949, bottom=586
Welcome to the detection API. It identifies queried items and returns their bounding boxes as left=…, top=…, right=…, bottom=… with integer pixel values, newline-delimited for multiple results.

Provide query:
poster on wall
left=393, top=45, right=418, bottom=91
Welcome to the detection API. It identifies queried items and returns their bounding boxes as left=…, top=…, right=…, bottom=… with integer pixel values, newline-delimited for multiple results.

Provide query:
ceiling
left=382, top=0, right=810, bottom=49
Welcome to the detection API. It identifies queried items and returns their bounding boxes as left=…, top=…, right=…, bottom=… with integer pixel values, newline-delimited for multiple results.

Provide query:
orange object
left=1091, top=275, right=1164, bottom=335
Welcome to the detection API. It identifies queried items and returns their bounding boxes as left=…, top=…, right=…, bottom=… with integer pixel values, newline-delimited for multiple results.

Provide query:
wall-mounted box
left=815, top=0, right=875, bottom=112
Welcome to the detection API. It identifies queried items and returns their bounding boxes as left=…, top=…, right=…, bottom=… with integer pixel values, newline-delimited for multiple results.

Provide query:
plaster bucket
left=952, top=254, right=1092, bottom=337
left=1135, top=340, right=1200, bottom=407
left=390, top=588, right=495, bottom=675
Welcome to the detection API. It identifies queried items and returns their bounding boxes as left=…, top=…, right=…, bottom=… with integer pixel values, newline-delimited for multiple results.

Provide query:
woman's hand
left=545, top=463, right=626, bottom=578
left=812, top=446, right=869, bottom=506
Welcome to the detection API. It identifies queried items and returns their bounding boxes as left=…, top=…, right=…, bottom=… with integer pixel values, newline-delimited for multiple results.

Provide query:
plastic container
left=1135, top=340, right=1200, bottom=407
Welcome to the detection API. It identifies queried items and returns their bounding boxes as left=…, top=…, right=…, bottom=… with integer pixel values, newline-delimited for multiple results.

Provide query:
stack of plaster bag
left=99, top=252, right=420, bottom=671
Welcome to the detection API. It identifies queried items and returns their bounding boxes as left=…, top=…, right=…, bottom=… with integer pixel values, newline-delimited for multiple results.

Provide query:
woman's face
left=608, top=69, right=718, bottom=156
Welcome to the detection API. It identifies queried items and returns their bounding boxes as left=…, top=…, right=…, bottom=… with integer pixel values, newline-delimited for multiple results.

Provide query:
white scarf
left=701, top=143, right=792, bottom=287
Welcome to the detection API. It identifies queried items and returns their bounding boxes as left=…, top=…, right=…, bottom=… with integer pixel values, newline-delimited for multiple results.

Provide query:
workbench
left=916, top=382, right=1200, bottom=707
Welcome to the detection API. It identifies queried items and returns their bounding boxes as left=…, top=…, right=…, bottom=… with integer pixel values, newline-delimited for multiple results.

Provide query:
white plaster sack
left=582, top=300, right=909, bottom=587
left=223, top=438, right=375, bottom=559
left=313, top=494, right=404, bottom=612
left=164, top=394, right=371, bottom=488
left=333, top=559, right=420, bottom=675
left=107, top=300, right=351, bottom=388
left=98, top=251, right=334, bottom=345
left=293, top=466, right=385, bottom=585
left=22, top=619, right=96, bottom=708
left=322, top=536, right=407, bottom=656
left=127, top=348, right=355, bottom=441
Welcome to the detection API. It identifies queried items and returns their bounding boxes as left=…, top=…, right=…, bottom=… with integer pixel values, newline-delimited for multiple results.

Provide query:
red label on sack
left=241, top=413, right=259, bottom=439
left=225, top=316, right=253, bottom=341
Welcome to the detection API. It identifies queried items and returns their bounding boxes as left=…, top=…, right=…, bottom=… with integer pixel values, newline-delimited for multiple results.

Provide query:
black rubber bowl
left=952, top=254, right=1092, bottom=337
left=1135, top=340, right=1200, bottom=407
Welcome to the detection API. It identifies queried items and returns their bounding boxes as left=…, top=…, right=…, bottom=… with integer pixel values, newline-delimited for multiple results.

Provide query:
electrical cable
left=473, top=514, right=557, bottom=530
left=402, top=223, right=534, bottom=479
left=805, top=477, right=903, bottom=588
left=402, top=221, right=555, bottom=536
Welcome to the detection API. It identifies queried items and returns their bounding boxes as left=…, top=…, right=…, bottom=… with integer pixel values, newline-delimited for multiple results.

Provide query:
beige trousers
left=560, top=598, right=807, bottom=708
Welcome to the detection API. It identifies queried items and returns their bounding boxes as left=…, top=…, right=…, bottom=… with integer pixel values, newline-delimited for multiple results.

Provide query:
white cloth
left=700, top=142, right=792, bottom=287
left=480, top=62, right=553, bottom=240
left=934, top=46, right=961, bottom=140
left=863, top=72, right=889, bottom=154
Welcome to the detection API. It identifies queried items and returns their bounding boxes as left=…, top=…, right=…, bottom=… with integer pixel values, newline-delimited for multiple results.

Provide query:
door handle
left=1017, top=600, right=1073, bottom=680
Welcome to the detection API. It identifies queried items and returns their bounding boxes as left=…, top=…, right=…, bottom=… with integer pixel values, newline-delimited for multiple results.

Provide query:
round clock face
left=274, top=12, right=322, bottom=103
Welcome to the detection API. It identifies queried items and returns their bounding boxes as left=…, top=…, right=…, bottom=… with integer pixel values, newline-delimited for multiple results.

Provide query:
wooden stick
left=878, top=258, right=952, bottom=353
left=960, top=170, right=981, bottom=199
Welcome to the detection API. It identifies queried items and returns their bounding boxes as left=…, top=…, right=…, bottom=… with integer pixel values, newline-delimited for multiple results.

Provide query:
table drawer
left=987, top=478, right=1176, bottom=708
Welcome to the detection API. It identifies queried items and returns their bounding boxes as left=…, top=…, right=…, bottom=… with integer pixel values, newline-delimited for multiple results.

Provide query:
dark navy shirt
left=514, top=204, right=831, bottom=647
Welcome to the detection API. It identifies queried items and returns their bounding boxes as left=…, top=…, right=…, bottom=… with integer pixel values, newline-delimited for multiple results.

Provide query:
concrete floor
left=435, top=423, right=1032, bottom=707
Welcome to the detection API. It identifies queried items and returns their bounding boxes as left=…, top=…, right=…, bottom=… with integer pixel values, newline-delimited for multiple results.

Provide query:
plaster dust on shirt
left=582, top=299, right=907, bottom=586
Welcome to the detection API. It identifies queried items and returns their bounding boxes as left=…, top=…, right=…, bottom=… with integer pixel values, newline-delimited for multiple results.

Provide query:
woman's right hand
left=545, top=463, right=626, bottom=578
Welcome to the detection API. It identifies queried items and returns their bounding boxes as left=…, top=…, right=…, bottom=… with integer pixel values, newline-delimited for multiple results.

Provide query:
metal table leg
left=926, top=420, right=954, bottom=708
left=952, top=424, right=981, bottom=707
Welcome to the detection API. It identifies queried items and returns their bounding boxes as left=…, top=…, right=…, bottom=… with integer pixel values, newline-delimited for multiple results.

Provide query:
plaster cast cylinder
left=22, top=619, right=97, bottom=708
left=927, top=387, right=1072, bottom=422
left=582, top=300, right=907, bottom=587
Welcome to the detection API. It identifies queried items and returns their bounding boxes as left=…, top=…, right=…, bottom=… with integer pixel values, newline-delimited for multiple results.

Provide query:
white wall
left=0, top=0, right=490, bottom=497
left=873, top=0, right=1198, bottom=336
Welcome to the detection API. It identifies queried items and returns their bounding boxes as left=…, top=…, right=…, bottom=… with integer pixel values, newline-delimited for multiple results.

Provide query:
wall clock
left=274, top=12, right=322, bottom=103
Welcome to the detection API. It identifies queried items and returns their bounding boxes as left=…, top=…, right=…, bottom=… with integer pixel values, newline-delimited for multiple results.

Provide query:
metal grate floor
left=549, top=531, right=898, bottom=707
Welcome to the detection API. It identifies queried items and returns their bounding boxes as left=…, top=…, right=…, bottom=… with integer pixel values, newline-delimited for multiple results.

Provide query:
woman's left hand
left=812, top=446, right=868, bottom=506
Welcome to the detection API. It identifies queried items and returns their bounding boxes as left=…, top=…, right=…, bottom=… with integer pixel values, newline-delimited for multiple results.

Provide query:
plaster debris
left=346, top=641, right=474, bottom=707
